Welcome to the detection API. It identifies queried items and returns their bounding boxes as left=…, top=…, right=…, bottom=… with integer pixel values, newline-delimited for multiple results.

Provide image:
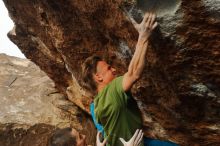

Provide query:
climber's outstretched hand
left=96, top=131, right=107, bottom=146
left=130, top=12, right=157, bottom=40
left=119, top=129, right=144, bottom=146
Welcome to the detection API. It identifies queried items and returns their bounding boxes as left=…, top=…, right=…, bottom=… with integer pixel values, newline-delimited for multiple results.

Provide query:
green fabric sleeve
left=110, top=76, right=130, bottom=107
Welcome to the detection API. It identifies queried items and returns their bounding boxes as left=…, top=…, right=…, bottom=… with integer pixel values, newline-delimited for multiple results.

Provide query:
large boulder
left=2, top=0, right=220, bottom=145
left=0, top=54, right=96, bottom=146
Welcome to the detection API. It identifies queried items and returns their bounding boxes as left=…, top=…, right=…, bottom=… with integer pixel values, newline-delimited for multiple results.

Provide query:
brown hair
left=49, top=128, right=76, bottom=146
left=81, top=55, right=102, bottom=95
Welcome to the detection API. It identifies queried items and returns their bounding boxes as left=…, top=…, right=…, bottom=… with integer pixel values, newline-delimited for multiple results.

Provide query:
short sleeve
left=114, top=76, right=124, bottom=93
left=109, top=76, right=130, bottom=106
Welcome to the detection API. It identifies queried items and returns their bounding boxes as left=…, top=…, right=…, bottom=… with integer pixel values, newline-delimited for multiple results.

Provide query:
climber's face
left=94, top=61, right=117, bottom=85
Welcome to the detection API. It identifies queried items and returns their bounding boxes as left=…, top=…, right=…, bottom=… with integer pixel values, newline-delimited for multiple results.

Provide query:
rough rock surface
left=2, top=0, right=220, bottom=145
left=0, top=54, right=96, bottom=146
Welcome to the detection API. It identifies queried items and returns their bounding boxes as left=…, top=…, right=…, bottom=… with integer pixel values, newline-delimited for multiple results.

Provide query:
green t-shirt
left=94, top=76, right=143, bottom=146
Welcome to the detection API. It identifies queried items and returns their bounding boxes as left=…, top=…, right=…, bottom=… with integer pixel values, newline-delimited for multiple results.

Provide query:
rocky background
left=2, top=0, right=220, bottom=145
left=0, top=54, right=96, bottom=146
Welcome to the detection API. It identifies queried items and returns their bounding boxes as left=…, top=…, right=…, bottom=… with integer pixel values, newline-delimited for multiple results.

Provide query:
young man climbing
left=82, top=12, right=178, bottom=146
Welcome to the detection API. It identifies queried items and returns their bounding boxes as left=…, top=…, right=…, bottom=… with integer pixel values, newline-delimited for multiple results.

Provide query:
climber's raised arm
left=122, top=12, right=157, bottom=91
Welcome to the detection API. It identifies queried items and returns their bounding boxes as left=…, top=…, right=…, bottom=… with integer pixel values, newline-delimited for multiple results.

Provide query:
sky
left=0, top=0, right=25, bottom=58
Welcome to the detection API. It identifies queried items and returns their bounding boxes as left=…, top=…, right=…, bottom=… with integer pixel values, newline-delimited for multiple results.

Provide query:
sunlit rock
left=0, top=54, right=96, bottom=145
left=137, top=0, right=182, bottom=17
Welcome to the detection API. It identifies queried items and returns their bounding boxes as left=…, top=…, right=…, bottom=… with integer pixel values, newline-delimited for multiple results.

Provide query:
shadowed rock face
left=2, top=0, right=220, bottom=145
left=0, top=123, right=55, bottom=146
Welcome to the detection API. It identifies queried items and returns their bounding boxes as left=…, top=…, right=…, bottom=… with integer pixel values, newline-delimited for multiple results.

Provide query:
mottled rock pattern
left=3, top=0, right=220, bottom=145
left=0, top=54, right=96, bottom=146
left=137, top=0, right=181, bottom=17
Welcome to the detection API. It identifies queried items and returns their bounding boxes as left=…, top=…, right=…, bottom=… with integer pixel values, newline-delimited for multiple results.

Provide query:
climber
left=81, top=12, right=178, bottom=146
left=49, top=127, right=143, bottom=146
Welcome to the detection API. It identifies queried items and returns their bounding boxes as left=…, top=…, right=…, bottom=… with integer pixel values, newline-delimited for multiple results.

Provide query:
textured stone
left=2, top=0, right=220, bottom=145
left=137, top=0, right=182, bottom=17
left=0, top=54, right=96, bottom=146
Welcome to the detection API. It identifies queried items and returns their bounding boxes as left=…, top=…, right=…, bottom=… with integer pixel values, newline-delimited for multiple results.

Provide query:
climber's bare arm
left=122, top=12, right=157, bottom=92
